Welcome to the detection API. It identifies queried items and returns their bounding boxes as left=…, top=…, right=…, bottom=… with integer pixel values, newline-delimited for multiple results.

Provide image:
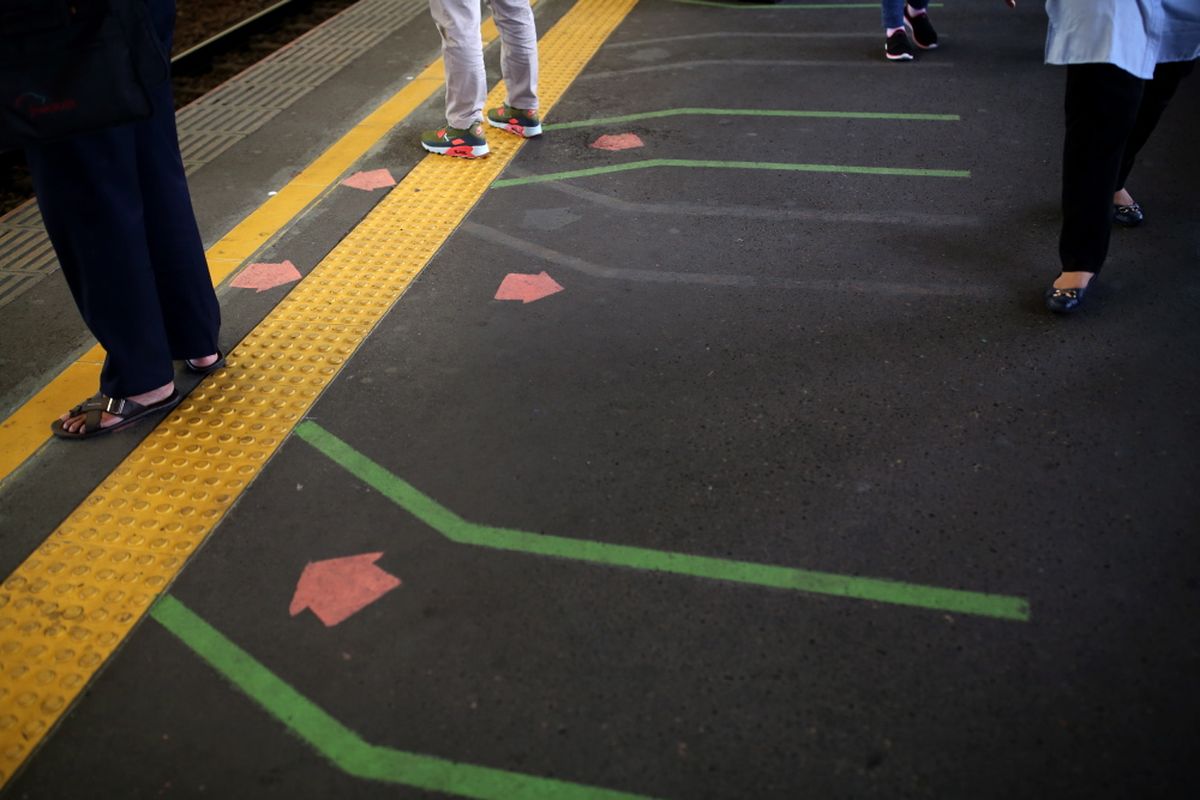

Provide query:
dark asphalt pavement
left=5, top=1, right=1199, bottom=798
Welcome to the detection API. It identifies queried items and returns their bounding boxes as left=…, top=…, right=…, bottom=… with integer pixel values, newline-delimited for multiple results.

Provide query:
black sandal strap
left=68, top=393, right=102, bottom=417
left=70, top=393, right=150, bottom=423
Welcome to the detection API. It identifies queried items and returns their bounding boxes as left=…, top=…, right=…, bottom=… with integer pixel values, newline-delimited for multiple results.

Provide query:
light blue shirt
left=1045, top=0, right=1200, bottom=79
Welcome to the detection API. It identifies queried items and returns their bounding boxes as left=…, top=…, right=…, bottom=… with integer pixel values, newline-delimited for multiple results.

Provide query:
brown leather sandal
left=50, top=389, right=182, bottom=440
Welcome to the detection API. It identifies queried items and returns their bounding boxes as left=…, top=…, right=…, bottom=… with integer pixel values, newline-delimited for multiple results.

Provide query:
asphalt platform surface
left=3, top=0, right=1200, bottom=798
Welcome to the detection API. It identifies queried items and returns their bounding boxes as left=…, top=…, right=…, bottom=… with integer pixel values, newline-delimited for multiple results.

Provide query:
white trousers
left=427, top=0, right=540, bottom=128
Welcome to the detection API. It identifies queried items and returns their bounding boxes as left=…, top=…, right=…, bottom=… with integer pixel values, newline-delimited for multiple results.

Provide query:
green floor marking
left=151, top=596, right=655, bottom=800
left=492, top=159, right=969, bottom=189
left=295, top=422, right=1030, bottom=622
left=545, top=107, right=960, bottom=131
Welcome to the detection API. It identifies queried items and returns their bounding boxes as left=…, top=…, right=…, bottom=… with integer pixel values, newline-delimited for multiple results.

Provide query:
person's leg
left=25, top=125, right=184, bottom=433
left=25, top=128, right=176, bottom=401
left=135, top=7, right=220, bottom=363
left=881, top=0, right=904, bottom=30
left=428, top=0, right=485, bottom=129
left=1115, top=59, right=1195, bottom=197
left=882, top=0, right=913, bottom=60
left=24, top=0, right=211, bottom=433
left=1057, top=63, right=1143, bottom=280
left=488, top=0, right=539, bottom=112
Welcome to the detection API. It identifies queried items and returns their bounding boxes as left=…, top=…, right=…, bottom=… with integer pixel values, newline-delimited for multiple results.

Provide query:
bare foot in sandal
left=54, top=381, right=179, bottom=438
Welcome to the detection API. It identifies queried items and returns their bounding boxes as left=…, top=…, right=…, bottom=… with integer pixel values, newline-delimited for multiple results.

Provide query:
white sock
left=906, top=3, right=928, bottom=16
left=886, top=26, right=905, bottom=36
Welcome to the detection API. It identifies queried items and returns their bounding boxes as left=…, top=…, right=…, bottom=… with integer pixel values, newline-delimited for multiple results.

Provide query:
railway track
left=0, top=0, right=361, bottom=217
left=174, top=0, right=312, bottom=75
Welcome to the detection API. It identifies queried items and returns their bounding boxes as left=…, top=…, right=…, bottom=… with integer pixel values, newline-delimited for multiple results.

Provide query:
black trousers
left=1059, top=59, right=1195, bottom=273
left=24, top=0, right=219, bottom=398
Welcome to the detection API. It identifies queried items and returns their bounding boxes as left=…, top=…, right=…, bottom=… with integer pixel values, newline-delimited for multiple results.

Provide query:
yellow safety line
left=0, top=11, right=520, bottom=481
left=0, top=0, right=637, bottom=788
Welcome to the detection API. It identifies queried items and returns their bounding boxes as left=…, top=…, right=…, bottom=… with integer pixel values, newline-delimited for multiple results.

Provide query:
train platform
left=1, top=0, right=1198, bottom=796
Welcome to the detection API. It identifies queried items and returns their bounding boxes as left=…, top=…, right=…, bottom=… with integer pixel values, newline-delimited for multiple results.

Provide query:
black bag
left=0, top=0, right=169, bottom=150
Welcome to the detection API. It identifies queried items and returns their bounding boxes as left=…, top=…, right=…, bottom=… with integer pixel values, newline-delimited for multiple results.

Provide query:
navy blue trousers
left=24, top=0, right=219, bottom=398
left=1060, top=59, right=1195, bottom=274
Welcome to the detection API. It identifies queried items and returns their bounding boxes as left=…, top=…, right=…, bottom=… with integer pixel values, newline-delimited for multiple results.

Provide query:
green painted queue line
left=491, top=159, right=970, bottom=188
left=544, top=107, right=961, bottom=131
left=294, top=422, right=1030, bottom=622
left=492, top=160, right=969, bottom=189
left=150, top=597, right=654, bottom=800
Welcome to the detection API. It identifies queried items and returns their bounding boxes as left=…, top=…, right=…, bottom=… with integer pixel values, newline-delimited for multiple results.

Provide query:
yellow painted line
left=0, top=14, right=512, bottom=481
left=0, top=0, right=637, bottom=788
left=0, top=363, right=102, bottom=471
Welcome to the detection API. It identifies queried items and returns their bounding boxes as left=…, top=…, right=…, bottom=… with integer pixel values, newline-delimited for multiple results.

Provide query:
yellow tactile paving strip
left=0, top=0, right=637, bottom=786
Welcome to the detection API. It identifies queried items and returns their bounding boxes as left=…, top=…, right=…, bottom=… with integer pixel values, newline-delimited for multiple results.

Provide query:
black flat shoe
left=1113, top=201, right=1143, bottom=227
left=1044, top=284, right=1089, bottom=314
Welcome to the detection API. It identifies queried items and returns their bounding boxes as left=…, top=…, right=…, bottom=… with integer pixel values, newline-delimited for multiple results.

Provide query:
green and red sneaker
left=485, top=104, right=542, bottom=138
left=419, top=122, right=489, bottom=158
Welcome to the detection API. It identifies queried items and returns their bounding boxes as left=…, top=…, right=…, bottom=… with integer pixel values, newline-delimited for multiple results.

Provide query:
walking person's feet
left=885, top=28, right=915, bottom=61
left=1044, top=271, right=1096, bottom=314
left=903, top=4, right=938, bottom=49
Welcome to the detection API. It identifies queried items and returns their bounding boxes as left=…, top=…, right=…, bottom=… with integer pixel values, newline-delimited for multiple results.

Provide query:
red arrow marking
left=230, top=260, right=302, bottom=293
left=341, top=168, right=397, bottom=191
left=289, top=552, right=401, bottom=627
left=494, top=271, right=564, bottom=304
left=590, top=133, right=644, bottom=151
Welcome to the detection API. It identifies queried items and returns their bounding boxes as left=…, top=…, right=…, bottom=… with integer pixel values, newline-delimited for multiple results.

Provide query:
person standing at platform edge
left=419, top=0, right=542, bottom=158
left=23, top=0, right=223, bottom=438
left=1043, top=0, right=1199, bottom=314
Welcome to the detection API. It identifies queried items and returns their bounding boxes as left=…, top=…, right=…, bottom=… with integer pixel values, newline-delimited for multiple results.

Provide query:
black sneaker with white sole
left=904, top=7, right=938, bottom=49
left=885, top=30, right=915, bottom=61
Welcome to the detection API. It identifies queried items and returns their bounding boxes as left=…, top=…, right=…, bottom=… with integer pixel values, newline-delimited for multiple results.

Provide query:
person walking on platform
left=420, top=0, right=542, bottom=158
left=883, top=0, right=1016, bottom=61
left=21, top=0, right=223, bottom=438
left=1043, top=0, right=1199, bottom=314
left=882, top=1, right=938, bottom=61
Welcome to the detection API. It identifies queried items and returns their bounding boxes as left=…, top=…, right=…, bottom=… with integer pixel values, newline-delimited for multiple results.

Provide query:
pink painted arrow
left=341, top=168, right=397, bottom=191
left=230, top=260, right=302, bottom=293
left=495, top=271, right=564, bottom=304
left=289, top=552, right=401, bottom=627
left=591, top=133, right=644, bottom=151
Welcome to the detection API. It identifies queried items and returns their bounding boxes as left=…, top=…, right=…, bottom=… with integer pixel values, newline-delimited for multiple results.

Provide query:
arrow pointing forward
left=495, top=271, right=564, bottom=304
left=289, top=552, right=401, bottom=627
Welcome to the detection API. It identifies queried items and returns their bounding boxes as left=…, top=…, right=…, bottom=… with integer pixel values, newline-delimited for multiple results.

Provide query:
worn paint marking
left=492, top=159, right=970, bottom=189
left=494, top=272, right=565, bottom=303
left=290, top=553, right=401, bottom=627
left=342, top=169, right=398, bottom=191
left=230, top=260, right=303, bottom=293
left=591, top=133, right=645, bottom=151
